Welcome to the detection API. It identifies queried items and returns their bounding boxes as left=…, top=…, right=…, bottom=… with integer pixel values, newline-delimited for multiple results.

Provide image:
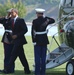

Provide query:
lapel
left=11, top=17, right=20, bottom=29
left=13, top=18, right=20, bottom=30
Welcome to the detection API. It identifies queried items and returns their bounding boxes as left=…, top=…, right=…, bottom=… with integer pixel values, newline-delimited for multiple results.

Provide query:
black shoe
left=3, top=71, right=14, bottom=74
left=0, top=70, right=3, bottom=73
left=0, top=70, right=14, bottom=74
left=25, top=70, right=31, bottom=74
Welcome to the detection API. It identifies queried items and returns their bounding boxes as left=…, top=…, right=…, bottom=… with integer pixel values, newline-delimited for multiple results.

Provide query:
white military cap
left=35, top=8, right=45, bottom=13
left=7, top=8, right=13, bottom=12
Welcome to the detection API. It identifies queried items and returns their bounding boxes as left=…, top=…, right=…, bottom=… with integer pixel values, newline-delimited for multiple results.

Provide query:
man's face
left=11, top=10, right=17, bottom=18
left=36, top=12, right=43, bottom=17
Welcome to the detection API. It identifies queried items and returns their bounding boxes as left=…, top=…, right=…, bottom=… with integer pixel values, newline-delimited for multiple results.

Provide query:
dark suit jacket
left=31, top=16, right=55, bottom=45
left=0, top=17, right=12, bottom=43
left=11, top=17, right=28, bottom=45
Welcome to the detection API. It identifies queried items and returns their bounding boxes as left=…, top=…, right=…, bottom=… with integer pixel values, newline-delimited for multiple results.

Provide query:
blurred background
left=0, top=0, right=60, bottom=36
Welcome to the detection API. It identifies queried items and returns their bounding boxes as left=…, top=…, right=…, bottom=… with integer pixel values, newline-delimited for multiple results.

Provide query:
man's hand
left=12, top=35, right=17, bottom=39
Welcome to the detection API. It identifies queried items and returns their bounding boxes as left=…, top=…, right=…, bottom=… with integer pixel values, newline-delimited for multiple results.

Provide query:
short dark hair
left=12, top=8, right=18, bottom=14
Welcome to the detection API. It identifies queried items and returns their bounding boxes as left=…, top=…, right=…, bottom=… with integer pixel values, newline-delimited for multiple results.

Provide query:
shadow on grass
left=46, top=71, right=66, bottom=75
left=0, top=68, right=66, bottom=75
left=46, top=68, right=66, bottom=75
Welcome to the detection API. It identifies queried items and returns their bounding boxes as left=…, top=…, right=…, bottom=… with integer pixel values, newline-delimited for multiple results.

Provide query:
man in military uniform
left=31, top=8, right=55, bottom=75
left=0, top=8, right=15, bottom=73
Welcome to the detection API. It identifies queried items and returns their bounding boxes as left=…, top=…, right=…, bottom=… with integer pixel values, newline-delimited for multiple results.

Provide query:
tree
left=0, top=0, right=26, bottom=18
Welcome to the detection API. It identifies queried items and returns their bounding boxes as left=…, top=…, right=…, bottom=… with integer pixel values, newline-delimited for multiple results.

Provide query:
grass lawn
left=0, top=36, right=66, bottom=75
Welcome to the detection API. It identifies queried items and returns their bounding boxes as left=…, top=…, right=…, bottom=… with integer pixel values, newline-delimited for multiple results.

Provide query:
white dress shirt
left=14, top=15, right=18, bottom=23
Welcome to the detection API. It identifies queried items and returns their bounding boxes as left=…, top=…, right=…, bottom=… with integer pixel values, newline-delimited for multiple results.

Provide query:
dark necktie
left=12, top=19, right=14, bottom=28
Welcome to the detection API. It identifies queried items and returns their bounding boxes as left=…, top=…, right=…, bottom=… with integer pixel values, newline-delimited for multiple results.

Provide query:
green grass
left=0, top=36, right=66, bottom=75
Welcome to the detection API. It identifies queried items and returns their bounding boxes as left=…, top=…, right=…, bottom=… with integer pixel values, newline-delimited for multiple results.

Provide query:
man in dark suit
left=0, top=8, right=15, bottom=73
left=31, top=8, right=55, bottom=75
left=5, top=8, right=30, bottom=74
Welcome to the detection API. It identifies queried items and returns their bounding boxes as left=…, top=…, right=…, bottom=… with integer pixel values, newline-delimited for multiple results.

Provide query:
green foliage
left=13, top=0, right=26, bottom=18
left=0, top=0, right=26, bottom=18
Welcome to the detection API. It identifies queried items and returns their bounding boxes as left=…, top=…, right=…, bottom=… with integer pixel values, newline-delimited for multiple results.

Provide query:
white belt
left=5, top=30, right=12, bottom=33
left=35, top=30, right=47, bottom=35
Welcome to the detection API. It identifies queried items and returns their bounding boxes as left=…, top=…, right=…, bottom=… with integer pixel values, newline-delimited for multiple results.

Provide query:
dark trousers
left=7, top=44, right=30, bottom=72
left=34, top=45, right=47, bottom=75
left=3, top=43, right=15, bottom=72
